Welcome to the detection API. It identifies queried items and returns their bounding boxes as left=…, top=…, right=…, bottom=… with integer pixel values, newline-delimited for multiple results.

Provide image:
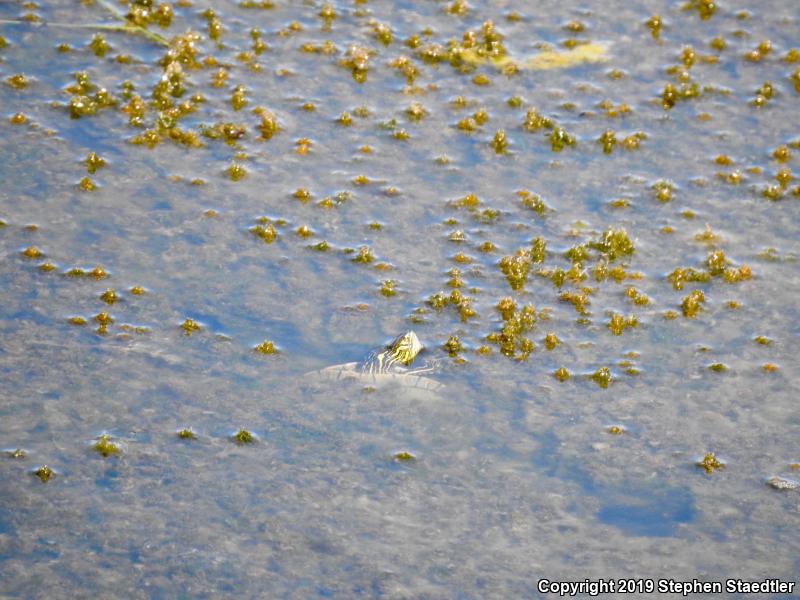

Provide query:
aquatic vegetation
left=624, top=286, right=650, bottom=306
left=226, top=163, right=247, bottom=181
left=21, top=246, right=43, bottom=259
left=201, top=122, right=246, bottom=145
left=444, top=336, right=463, bottom=356
left=645, top=15, right=662, bottom=39
left=78, top=177, right=97, bottom=191
left=233, top=428, right=255, bottom=444
left=427, top=292, right=448, bottom=311
left=523, top=108, right=553, bottom=132
left=519, top=190, right=548, bottom=216
left=393, top=451, right=415, bottom=462
left=254, top=107, right=280, bottom=139
left=652, top=180, right=674, bottom=202
left=254, top=341, right=276, bottom=355
left=599, top=130, right=617, bottom=154
left=100, top=289, right=117, bottom=305
left=697, top=452, right=724, bottom=473
left=379, top=280, right=396, bottom=298
left=550, top=127, right=576, bottom=152
left=681, top=290, right=705, bottom=318
left=490, top=130, right=508, bottom=154
left=457, top=36, right=608, bottom=72
left=181, top=318, right=201, bottom=335
left=84, top=152, right=106, bottom=174
left=0, top=0, right=796, bottom=535
left=351, top=246, right=374, bottom=264
left=544, top=333, right=560, bottom=351
left=88, top=266, right=107, bottom=280
left=553, top=366, right=570, bottom=382
left=340, top=45, right=372, bottom=82
left=668, top=267, right=710, bottom=291
left=6, top=73, right=29, bottom=89
left=250, top=221, right=277, bottom=243
left=498, top=250, right=531, bottom=291
left=93, top=434, right=120, bottom=457
left=607, top=313, right=638, bottom=336
left=530, top=237, right=546, bottom=263
left=34, top=465, right=53, bottom=482
left=591, top=367, right=612, bottom=389
left=590, top=228, right=634, bottom=262
left=94, top=312, right=113, bottom=327
left=487, top=302, right=536, bottom=359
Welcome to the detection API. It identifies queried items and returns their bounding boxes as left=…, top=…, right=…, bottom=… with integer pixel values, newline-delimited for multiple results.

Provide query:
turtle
left=308, top=331, right=444, bottom=392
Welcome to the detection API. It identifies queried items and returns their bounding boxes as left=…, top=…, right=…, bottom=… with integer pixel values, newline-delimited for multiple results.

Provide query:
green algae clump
left=668, top=267, right=710, bottom=291
left=684, top=0, right=716, bottom=20
left=177, top=428, right=197, bottom=440
left=427, top=292, right=448, bottom=311
left=393, top=451, right=416, bottom=462
left=93, top=434, right=120, bottom=457
left=85, top=152, right=106, bottom=174
left=608, top=313, right=638, bottom=336
left=592, top=367, right=612, bottom=389
left=549, top=127, right=576, bottom=152
left=624, top=286, right=651, bottom=305
left=340, top=45, right=372, bottom=83
left=591, top=228, right=634, bottom=262
left=233, top=428, right=255, bottom=444
left=181, top=318, right=201, bottom=335
left=21, top=246, right=43, bottom=259
left=487, top=302, right=536, bottom=359
left=351, top=246, right=374, bottom=264
left=100, top=289, right=117, bottom=305
left=554, top=366, right=570, bottom=382
left=544, top=333, right=561, bottom=351
left=697, top=452, right=724, bottom=473
left=490, top=130, right=509, bottom=154
left=524, top=43, right=609, bottom=70
left=444, top=335, right=463, bottom=356
left=34, top=465, right=54, bottom=483
left=226, top=163, right=247, bottom=181
left=498, top=249, right=532, bottom=290
left=254, top=340, right=276, bottom=354
left=379, top=280, right=396, bottom=297
left=519, top=191, right=548, bottom=217
left=681, top=290, right=706, bottom=318
left=250, top=222, right=277, bottom=243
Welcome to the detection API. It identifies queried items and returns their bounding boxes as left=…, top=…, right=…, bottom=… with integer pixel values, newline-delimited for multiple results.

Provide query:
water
left=1, top=0, right=799, bottom=596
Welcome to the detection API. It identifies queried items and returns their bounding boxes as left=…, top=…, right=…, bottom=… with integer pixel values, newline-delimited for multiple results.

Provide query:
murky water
left=1, top=0, right=799, bottom=597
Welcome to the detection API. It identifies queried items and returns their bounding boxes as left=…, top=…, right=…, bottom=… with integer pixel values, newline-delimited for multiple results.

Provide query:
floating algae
left=458, top=42, right=610, bottom=71
left=0, top=0, right=798, bottom=593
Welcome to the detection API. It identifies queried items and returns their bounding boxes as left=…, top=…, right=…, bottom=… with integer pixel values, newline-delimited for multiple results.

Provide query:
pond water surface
left=1, top=0, right=799, bottom=597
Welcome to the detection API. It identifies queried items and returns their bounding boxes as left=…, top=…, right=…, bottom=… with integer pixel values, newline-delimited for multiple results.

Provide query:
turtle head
left=387, top=331, right=423, bottom=366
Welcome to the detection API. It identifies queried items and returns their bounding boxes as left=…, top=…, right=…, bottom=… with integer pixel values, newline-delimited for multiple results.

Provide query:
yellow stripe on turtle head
left=387, top=331, right=423, bottom=367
